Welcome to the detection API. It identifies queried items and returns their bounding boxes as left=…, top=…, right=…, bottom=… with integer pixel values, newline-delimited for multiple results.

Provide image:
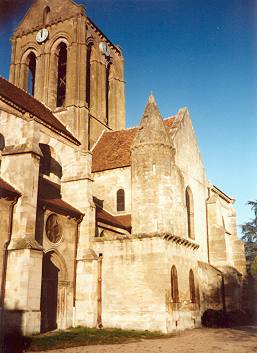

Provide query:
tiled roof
left=0, top=77, right=80, bottom=145
left=96, top=206, right=131, bottom=232
left=40, top=198, right=84, bottom=219
left=92, top=117, right=176, bottom=172
left=0, top=177, right=21, bottom=198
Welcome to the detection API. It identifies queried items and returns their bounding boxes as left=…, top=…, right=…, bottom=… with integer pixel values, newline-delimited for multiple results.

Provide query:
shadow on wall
left=242, top=273, right=257, bottom=323
left=0, top=308, right=31, bottom=353
left=201, top=270, right=256, bottom=328
left=39, top=143, right=62, bottom=179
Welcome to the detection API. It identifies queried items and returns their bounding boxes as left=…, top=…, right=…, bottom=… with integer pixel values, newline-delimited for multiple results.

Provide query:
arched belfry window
left=105, top=61, right=111, bottom=126
left=86, top=42, right=93, bottom=108
left=117, top=189, right=125, bottom=212
left=171, top=265, right=179, bottom=303
left=189, top=269, right=196, bottom=303
left=27, top=52, right=36, bottom=96
left=56, top=43, right=67, bottom=107
left=43, top=6, right=50, bottom=25
left=185, top=186, right=195, bottom=240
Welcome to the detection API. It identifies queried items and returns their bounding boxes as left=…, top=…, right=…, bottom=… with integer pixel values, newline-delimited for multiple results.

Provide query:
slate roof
left=40, top=198, right=84, bottom=219
left=0, top=77, right=80, bottom=145
left=96, top=206, right=131, bottom=232
left=92, top=117, right=176, bottom=172
left=0, top=177, right=21, bottom=198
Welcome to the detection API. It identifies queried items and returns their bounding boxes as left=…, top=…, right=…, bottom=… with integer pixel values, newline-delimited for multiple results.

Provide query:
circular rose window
left=45, top=214, right=62, bottom=243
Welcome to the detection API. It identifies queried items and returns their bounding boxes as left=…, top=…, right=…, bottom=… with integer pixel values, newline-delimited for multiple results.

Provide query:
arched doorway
left=40, top=251, right=67, bottom=333
left=40, top=252, right=59, bottom=332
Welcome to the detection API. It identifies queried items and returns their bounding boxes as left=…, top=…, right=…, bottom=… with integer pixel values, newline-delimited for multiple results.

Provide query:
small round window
left=45, top=214, right=62, bottom=243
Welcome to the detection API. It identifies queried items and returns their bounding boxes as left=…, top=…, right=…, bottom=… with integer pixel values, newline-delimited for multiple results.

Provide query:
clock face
left=36, top=28, right=49, bottom=43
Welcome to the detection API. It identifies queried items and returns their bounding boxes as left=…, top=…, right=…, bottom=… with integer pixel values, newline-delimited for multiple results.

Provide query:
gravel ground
left=33, top=326, right=257, bottom=353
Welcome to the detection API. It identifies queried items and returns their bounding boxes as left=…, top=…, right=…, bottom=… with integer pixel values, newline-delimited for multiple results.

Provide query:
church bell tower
left=9, top=0, right=125, bottom=148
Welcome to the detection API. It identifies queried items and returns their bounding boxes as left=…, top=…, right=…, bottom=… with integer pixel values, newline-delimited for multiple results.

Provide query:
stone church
left=0, top=0, right=246, bottom=336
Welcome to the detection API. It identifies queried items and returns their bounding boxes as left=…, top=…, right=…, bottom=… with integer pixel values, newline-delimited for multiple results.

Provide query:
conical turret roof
left=132, top=94, right=171, bottom=147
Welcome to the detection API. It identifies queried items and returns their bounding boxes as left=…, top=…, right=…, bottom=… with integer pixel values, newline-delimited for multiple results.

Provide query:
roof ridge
left=0, top=77, right=80, bottom=145
left=103, top=126, right=138, bottom=134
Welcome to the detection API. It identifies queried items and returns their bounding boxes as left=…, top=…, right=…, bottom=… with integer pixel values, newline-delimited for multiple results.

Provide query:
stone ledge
left=8, top=238, right=43, bottom=251
left=2, top=143, right=43, bottom=158
left=92, top=232, right=199, bottom=249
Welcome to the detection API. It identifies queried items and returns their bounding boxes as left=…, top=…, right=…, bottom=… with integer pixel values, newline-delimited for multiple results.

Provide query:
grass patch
left=27, top=326, right=166, bottom=351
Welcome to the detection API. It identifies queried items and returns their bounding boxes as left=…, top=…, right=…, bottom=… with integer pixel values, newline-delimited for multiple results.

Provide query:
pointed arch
left=185, top=186, right=195, bottom=239
left=117, top=188, right=125, bottom=212
left=171, top=265, right=179, bottom=302
left=189, top=269, right=196, bottom=303
left=27, top=52, right=36, bottom=96
left=40, top=249, right=68, bottom=332
left=20, top=50, right=37, bottom=95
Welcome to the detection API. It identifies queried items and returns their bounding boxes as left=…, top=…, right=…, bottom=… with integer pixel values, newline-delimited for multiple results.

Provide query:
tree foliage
left=241, top=201, right=257, bottom=268
left=241, top=201, right=257, bottom=243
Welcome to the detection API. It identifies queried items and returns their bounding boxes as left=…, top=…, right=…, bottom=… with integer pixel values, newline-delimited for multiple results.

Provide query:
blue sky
left=0, top=0, right=256, bottom=234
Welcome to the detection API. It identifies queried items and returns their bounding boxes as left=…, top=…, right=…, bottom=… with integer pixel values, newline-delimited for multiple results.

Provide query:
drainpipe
left=72, top=215, right=83, bottom=328
left=0, top=197, right=18, bottom=352
left=97, top=253, right=103, bottom=328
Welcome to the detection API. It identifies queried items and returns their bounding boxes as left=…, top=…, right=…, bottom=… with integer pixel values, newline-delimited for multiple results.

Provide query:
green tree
left=241, top=201, right=257, bottom=270
left=242, top=201, right=257, bottom=243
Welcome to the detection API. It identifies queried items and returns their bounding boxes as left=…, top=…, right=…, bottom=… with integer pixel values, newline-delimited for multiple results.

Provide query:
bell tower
left=9, top=0, right=125, bottom=149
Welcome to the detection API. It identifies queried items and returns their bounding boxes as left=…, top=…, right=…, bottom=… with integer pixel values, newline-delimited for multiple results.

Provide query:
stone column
left=89, top=46, right=106, bottom=123
left=19, top=62, right=29, bottom=92
left=47, top=50, right=58, bottom=110
left=107, top=59, right=125, bottom=130
left=9, top=38, right=17, bottom=85
left=34, top=49, right=45, bottom=103
left=206, top=194, right=227, bottom=266
left=1, top=118, right=43, bottom=335
left=114, top=58, right=125, bottom=130
left=61, top=150, right=97, bottom=327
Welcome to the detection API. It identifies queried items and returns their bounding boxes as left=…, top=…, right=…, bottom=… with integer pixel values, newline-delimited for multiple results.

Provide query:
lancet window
left=189, top=269, right=196, bottom=303
left=117, top=189, right=125, bottom=212
left=56, top=43, right=67, bottom=107
left=171, top=265, right=179, bottom=302
left=186, top=186, right=195, bottom=240
left=27, top=52, right=36, bottom=96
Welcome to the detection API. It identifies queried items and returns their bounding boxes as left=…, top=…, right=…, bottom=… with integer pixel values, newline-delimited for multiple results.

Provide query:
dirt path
left=33, top=326, right=257, bottom=353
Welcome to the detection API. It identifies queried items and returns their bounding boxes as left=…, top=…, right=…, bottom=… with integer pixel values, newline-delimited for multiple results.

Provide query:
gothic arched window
left=86, top=42, right=93, bottom=108
left=43, top=6, right=50, bottom=25
left=189, top=269, right=196, bottom=303
left=105, top=61, right=111, bottom=126
left=186, top=186, right=195, bottom=240
left=27, top=52, right=36, bottom=96
left=117, top=189, right=125, bottom=212
left=171, top=265, right=179, bottom=303
left=56, top=42, right=67, bottom=107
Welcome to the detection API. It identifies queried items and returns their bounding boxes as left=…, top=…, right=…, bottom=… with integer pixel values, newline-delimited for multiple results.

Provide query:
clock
left=36, top=28, right=49, bottom=43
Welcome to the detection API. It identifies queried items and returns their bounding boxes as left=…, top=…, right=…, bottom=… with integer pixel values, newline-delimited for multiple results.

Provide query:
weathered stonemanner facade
left=0, top=0, right=246, bottom=336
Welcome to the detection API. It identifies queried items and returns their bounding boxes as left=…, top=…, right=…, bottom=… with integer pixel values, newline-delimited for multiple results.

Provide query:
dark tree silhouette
left=241, top=201, right=257, bottom=271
